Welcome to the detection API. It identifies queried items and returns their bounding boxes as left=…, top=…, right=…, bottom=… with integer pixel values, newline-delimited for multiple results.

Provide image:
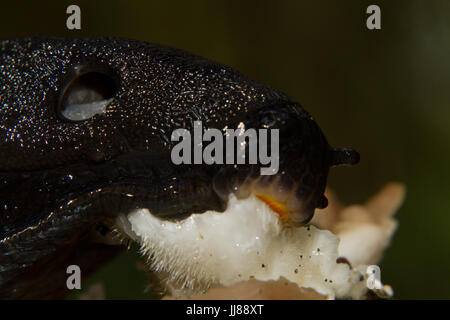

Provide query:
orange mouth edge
left=255, top=194, right=291, bottom=221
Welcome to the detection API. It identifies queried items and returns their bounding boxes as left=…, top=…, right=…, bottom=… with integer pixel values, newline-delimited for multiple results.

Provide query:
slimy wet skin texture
left=0, top=37, right=358, bottom=298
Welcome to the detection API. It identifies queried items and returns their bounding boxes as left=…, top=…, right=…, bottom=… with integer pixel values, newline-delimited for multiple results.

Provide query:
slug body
left=0, top=37, right=359, bottom=298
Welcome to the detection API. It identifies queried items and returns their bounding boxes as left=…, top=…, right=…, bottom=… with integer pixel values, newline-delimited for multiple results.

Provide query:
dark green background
left=2, top=0, right=449, bottom=299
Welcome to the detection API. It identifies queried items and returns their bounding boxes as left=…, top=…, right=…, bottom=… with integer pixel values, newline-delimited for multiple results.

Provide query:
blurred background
left=1, top=0, right=449, bottom=299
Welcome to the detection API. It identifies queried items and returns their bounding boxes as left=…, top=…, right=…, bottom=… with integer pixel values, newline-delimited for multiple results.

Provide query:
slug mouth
left=207, top=103, right=360, bottom=227
left=210, top=151, right=356, bottom=227
left=213, top=167, right=325, bottom=226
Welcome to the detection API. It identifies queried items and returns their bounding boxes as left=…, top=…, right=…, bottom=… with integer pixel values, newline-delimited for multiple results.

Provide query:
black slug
left=0, top=37, right=359, bottom=299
